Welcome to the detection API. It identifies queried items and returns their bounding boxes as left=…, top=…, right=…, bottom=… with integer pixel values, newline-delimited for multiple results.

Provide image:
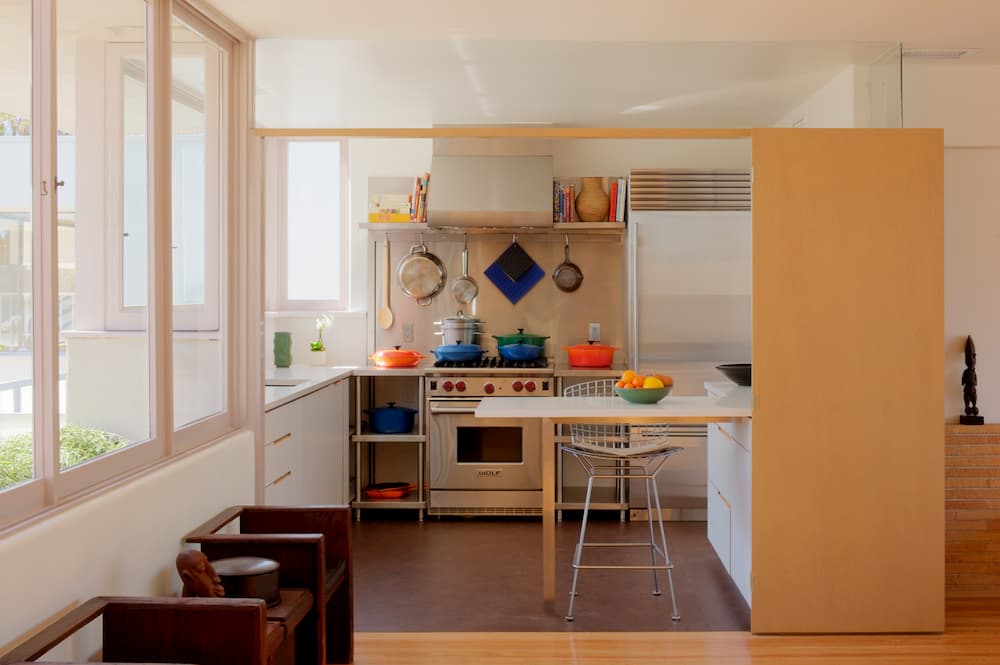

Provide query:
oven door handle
left=429, top=401, right=481, bottom=414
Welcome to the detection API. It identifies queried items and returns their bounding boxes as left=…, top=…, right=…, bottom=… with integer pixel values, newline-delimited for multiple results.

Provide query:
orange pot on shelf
left=564, top=342, right=619, bottom=368
left=369, top=346, right=426, bottom=368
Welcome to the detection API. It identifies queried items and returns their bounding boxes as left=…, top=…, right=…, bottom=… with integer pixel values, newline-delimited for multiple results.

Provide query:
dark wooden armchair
left=183, top=505, right=353, bottom=665
left=0, top=593, right=312, bottom=665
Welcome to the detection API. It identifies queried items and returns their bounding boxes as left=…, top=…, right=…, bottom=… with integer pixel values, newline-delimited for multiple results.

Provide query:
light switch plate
left=403, top=322, right=414, bottom=343
left=588, top=322, right=601, bottom=342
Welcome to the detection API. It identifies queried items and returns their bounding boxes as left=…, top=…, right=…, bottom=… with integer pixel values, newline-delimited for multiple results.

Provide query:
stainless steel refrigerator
left=627, top=210, right=752, bottom=517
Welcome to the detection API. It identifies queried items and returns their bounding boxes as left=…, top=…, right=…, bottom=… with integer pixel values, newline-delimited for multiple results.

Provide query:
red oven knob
left=524, top=381, right=536, bottom=393
left=512, top=380, right=524, bottom=392
left=455, top=381, right=467, bottom=392
left=484, top=383, right=495, bottom=394
left=442, top=380, right=454, bottom=392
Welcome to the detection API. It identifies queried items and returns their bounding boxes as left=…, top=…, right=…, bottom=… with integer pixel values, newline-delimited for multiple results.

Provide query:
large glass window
left=0, top=0, right=241, bottom=523
left=0, top=0, right=32, bottom=492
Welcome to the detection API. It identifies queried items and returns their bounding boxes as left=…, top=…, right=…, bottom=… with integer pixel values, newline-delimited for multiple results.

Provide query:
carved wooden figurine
left=961, top=335, right=985, bottom=425
left=176, top=549, right=226, bottom=598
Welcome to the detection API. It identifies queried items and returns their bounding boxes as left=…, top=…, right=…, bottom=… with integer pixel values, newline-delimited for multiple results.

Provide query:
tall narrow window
left=56, top=1, right=150, bottom=475
left=272, top=139, right=348, bottom=311
left=0, top=0, right=33, bottom=492
left=172, top=18, right=226, bottom=431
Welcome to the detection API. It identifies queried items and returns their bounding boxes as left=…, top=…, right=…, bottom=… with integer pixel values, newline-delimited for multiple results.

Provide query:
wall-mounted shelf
left=359, top=222, right=625, bottom=241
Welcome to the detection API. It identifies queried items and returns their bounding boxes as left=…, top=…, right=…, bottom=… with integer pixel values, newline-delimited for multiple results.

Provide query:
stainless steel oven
left=426, top=372, right=552, bottom=516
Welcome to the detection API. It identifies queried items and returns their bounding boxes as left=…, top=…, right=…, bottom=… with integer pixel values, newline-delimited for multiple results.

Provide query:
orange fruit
left=621, top=370, right=636, bottom=383
left=631, top=376, right=645, bottom=388
left=615, top=380, right=627, bottom=389
left=654, top=373, right=674, bottom=386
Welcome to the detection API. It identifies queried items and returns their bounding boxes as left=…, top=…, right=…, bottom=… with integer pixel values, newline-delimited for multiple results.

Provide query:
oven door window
left=456, top=426, right=523, bottom=464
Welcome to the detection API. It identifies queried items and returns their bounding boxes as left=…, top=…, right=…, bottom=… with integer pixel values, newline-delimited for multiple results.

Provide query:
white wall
left=0, top=430, right=254, bottom=658
left=775, top=65, right=857, bottom=127
left=903, top=63, right=1000, bottom=421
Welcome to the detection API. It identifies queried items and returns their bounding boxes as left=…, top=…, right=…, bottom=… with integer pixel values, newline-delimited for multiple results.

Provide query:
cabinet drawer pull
left=270, top=432, right=292, bottom=446
left=270, top=470, right=292, bottom=486
left=714, top=423, right=737, bottom=444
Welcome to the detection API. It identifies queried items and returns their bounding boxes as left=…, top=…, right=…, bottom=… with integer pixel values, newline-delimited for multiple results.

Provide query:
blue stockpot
left=498, top=343, right=544, bottom=361
left=367, top=402, right=417, bottom=434
left=431, top=342, right=486, bottom=362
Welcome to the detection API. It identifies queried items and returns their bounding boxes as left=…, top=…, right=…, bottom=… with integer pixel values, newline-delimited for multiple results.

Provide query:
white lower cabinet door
left=264, top=400, right=303, bottom=505
left=707, top=480, right=732, bottom=573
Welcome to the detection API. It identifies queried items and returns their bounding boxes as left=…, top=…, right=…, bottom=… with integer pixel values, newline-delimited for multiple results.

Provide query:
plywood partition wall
left=750, top=129, right=944, bottom=633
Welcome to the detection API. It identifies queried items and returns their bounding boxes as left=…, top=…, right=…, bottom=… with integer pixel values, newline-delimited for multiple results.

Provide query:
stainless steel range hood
left=426, top=154, right=554, bottom=228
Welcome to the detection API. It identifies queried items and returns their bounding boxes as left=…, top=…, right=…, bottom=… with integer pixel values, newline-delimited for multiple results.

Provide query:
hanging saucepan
left=552, top=236, right=583, bottom=292
left=451, top=233, right=479, bottom=305
left=398, top=238, right=446, bottom=306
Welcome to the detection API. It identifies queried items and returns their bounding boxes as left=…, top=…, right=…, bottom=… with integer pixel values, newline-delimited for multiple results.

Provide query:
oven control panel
left=427, top=376, right=552, bottom=397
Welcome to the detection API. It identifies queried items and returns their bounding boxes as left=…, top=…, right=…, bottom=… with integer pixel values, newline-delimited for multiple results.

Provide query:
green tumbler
left=273, top=331, right=292, bottom=367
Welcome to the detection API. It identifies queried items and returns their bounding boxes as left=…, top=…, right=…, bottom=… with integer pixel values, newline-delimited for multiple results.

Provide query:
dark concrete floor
left=351, top=514, right=750, bottom=632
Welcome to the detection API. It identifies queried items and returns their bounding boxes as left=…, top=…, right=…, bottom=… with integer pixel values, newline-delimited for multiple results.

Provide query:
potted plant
left=310, top=315, right=332, bottom=366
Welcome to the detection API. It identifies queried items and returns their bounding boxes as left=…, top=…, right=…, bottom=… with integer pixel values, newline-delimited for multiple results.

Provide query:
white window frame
left=105, top=41, right=222, bottom=332
left=265, top=137, right=350, bottom=312
left=0, top=0, right=248, bottom=529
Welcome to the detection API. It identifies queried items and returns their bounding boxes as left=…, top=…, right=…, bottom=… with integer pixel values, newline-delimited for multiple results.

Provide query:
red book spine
left=608, top=181, right=618, bottom=223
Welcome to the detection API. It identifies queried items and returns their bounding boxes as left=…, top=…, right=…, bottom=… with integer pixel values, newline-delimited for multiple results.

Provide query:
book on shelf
left=616, top=176, right=626, bottom=222
left=608, top=180, right=618, bottom=223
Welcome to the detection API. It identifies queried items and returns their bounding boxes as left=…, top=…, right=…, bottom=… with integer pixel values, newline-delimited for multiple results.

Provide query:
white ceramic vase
left=309, top=349, right=327, bottom=366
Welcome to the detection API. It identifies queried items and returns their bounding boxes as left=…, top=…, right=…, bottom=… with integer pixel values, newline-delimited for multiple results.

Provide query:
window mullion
left=148, top=0, right=173, bottom=452
left=31, top=0, right=59, bottom=502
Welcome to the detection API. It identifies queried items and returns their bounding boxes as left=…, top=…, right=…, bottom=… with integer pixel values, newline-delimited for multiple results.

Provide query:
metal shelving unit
left=351, top=372, right=427, bottom=520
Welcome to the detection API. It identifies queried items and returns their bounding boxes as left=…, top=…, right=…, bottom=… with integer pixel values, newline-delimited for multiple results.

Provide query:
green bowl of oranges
left=614, top=371, right=674, bottom=404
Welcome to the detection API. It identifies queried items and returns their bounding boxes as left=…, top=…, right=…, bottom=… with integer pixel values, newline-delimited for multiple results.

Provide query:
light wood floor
left=354, top=598, right=1000, bottom=664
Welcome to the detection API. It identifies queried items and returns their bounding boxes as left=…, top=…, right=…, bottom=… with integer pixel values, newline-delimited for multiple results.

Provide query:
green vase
left=273, top=332, right=292, bottom=367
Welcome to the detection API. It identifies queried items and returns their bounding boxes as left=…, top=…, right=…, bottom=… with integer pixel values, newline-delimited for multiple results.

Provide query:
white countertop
left=265, top=365, right=355, bottom=411
left=475, top=386, right=751, bottom=420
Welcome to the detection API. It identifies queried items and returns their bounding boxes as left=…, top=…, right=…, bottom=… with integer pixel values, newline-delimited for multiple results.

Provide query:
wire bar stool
left=561, top=379, right=684, bottom=622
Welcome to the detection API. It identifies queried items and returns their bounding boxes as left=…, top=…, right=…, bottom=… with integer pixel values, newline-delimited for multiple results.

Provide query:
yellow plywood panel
left=750, top=128, right=944, bottom=633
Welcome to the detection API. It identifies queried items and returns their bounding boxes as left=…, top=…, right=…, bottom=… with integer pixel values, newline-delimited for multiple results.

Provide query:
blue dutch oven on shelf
left=367, top=402, right=417, bottom=434
left=431, top=342, right=486, bottom=362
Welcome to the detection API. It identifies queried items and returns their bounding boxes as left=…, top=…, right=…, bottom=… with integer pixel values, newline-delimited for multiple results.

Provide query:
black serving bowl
left=716, top=363, right=752, bottom=386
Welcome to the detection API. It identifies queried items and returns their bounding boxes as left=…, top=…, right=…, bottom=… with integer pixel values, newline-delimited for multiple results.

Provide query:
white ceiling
left=218, top=0, right=1000, bottom=128
left=204, top=0, right=1000, bottom=48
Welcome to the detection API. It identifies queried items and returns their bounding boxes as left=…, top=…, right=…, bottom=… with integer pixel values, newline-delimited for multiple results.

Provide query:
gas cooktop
left=432, top=356, right=549, bottom=369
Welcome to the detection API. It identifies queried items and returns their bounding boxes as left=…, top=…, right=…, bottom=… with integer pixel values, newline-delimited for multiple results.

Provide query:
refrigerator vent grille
left=628, top=168, right=751, bottom=211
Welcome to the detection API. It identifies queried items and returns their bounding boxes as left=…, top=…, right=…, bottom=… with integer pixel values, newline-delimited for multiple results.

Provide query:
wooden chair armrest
left=0, top=598, right=108, bottom=663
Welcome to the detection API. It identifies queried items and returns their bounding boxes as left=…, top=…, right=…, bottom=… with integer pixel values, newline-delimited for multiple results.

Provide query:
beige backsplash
left=373, top=233, right=627, bottom=360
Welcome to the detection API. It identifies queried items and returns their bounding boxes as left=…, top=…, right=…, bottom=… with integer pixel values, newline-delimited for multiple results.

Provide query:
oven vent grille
left=428, top=506, right=542, bottom=516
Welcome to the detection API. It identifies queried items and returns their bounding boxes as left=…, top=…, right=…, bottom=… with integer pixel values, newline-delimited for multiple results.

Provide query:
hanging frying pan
left=552, top=236, right=583, bottom=292
left=397, top=238, right=447, bottom=306
left=451, top=234, right=479, bottom=305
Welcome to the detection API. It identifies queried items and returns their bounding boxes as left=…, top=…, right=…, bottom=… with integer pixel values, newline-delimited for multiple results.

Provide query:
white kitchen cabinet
left=707, top=416, right=752, bottom=606
left=264, top=398, right=304, bottom=505
left=299, top=378, right=351, bottom=504
left=264, top=379, right=351, bottom=506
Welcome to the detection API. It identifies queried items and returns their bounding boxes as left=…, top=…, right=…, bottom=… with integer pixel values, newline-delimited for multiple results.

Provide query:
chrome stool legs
left=564, top=454, right=681, bottom=622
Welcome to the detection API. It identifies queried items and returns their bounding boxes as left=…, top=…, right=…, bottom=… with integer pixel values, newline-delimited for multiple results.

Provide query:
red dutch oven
left=564, top=342, right=619, bottom=368
left=369, top=346, right=426, bottom=368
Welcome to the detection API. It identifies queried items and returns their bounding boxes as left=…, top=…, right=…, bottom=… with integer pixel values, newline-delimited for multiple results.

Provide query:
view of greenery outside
left=0, top=425, right=129, bottom=490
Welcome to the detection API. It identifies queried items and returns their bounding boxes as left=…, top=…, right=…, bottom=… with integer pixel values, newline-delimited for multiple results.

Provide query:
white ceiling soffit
left=253, top=40, right=890, bottom=128
left=203, top=0, right=1000, bottom=47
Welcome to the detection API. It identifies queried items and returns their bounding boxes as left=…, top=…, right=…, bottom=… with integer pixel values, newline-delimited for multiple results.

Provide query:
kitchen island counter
left=475, top=387, right=751, bottom=612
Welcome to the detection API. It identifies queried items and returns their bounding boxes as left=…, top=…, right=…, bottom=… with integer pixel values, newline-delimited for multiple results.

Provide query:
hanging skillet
left=451, top=233, right=479, bottom=305
left=398, top=237, right=447, bottom=306
left=552, top=236, right=583, bottom=292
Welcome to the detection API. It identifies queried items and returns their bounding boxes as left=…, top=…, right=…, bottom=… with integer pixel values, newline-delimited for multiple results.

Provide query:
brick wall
left=945, top=424, right=1000, bottom=598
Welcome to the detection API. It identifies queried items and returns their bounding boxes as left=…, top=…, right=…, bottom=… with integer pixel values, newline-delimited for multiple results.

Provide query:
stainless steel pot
left=397, top=240, right=447, bottom=306
left=434, top=312, right=483, bottom=346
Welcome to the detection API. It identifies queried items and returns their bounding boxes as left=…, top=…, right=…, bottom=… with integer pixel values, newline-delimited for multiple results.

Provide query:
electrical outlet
left=588, top=322, right=601, bottom=342
left=403, top=322, right=414, bottom=343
